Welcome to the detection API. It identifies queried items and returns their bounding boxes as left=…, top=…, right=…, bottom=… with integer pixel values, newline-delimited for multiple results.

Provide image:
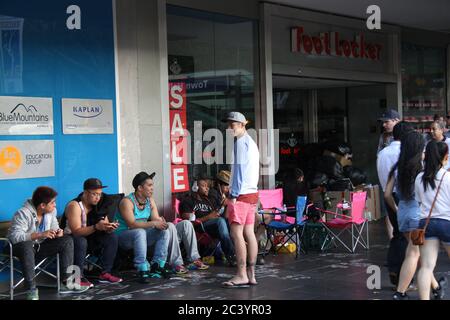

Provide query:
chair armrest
left=313, top=208, right=352, bottom=220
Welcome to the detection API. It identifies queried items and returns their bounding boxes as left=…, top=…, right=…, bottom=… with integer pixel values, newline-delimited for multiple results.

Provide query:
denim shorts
left=419, top=218, right=450, bottom=245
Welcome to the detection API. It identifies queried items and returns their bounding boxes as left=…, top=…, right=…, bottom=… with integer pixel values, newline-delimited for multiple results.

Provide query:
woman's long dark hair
left=388, top=131, right=425, bottom=200
left=422, top=140, right=449, bottom=191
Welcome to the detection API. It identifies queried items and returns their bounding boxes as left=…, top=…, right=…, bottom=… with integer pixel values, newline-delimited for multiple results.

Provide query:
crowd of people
left=6, top=111, right=264, bottom=299
left=377, top=109, right=450, bottom=300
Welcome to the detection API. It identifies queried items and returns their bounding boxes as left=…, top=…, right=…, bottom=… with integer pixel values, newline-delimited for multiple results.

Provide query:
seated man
left=7, top=186, right=88, bottom=300
left=180, top=177, right=236, bottom=266
left=209, top=170, right=231, bottom=217
left=64, top=178, right=123, bottom=288
left=115, top=171, right=207, bottom=283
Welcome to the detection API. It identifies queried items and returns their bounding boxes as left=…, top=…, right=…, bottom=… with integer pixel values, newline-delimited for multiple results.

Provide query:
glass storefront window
left=167, top=6, right=258, bottom=188
left=402, top=43, right=447, bottom=133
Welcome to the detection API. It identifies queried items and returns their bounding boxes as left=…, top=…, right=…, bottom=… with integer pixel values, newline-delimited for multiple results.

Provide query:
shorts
left=419, top=218, right=450, bottom=245
left=227, top=200, right=257, bottom=226
left=397, top=199, right=420, bottom=233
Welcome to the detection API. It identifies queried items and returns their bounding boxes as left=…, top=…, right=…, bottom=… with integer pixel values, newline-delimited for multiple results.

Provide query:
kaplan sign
left=0, top=96, right=54, bottom=135
left=291, top=26, right=382, bottom=61
left=62, top=98, right=114, bottom=134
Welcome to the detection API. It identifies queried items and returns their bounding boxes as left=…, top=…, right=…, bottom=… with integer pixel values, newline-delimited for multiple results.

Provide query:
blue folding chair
left=260, top=196, right=308, bottom=259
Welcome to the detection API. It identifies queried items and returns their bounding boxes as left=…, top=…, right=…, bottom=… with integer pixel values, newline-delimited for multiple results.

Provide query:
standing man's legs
left=223, top=201, right=257, bottom=286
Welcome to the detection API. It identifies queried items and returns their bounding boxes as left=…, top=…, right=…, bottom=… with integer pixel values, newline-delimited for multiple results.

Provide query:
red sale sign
left=169, top=82, right=189, bottom=193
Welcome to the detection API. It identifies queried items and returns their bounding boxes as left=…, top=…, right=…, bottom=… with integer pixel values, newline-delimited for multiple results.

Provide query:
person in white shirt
left=221, top=111, right=260, bottom=288
left=429, top=120, right=450, bottom=170
left=377, top=109, right=401, bottom=154
left=377, top=122, right=413, bottom=240
left=414, top=140, right=450, bottom=300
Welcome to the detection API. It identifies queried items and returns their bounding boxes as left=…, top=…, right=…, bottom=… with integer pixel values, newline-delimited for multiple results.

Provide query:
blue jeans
left=117, top=228, right=169, bottom=268
left=201, top=217, right=234, bottom=257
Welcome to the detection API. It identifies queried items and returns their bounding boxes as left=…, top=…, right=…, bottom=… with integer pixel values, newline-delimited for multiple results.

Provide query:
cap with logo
left=83, top=178, right=108, bottom=190
left=132, top=171, right=156, bottom=189
left=378, top=109, right=400, bottom=121
left=221, top=111, right=247, bottom=124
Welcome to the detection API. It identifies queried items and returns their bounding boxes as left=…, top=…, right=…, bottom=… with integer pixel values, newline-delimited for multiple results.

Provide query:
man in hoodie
left=7, top=186, right=89, bottom=300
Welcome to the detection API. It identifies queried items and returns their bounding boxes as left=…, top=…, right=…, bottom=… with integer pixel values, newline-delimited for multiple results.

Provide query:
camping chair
left=259, top=196, right=308, bottom=259
left=315, top=191, right=369, bottom=253
left=0, top=238, right=60, bottom=300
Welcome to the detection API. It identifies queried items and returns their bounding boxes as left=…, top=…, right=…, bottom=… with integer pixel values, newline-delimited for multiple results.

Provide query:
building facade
left=0, top=0, right=449, bottom=222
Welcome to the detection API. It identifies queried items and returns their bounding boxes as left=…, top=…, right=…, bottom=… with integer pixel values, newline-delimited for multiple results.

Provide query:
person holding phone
left=7, top=186, right=85, bottom=300
left=64, top=178, right=123, bottom=288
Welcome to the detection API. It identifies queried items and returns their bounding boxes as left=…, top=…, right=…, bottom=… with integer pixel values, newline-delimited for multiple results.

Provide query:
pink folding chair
left=316, top=191, right=369, bottom=253
left=258, top=189, right=299, bottom=255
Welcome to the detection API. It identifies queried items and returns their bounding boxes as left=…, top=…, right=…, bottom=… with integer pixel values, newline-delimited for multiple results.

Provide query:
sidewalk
left=4, top=220, right=450, bottom=300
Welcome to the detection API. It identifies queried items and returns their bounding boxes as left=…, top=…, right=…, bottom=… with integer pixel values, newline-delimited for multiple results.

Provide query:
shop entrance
left=273, top=75, right=387, bottom=188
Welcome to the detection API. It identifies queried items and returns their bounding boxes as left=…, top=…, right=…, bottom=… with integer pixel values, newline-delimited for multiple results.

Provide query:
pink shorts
left=227, top=201, right=257, bottom=226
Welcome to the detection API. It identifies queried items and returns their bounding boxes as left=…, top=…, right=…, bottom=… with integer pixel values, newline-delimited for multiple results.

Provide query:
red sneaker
left=80, top=277, right=94, bottom=288
left=98, top=272, right=123, bottom=284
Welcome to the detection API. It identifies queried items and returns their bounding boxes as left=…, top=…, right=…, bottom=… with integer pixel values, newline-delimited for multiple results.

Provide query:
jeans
left=201, top=217, right=234, bottom=257
left=117, top=227, right=169, bottom=269
left=72, top=231, right=119, bottom=275
left=12, top=235, right=74, bottom=290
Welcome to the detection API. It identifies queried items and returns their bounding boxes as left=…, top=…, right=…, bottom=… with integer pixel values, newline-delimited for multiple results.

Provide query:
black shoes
left=432, top=277, right=447, bottom=300
left=392, top=292, right=409, bottom=300
left=150, top=262, right=172, bottom=279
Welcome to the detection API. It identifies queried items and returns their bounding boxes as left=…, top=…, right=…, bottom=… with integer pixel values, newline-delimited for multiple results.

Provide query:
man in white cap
left=221, top=112, right=260, bottom=288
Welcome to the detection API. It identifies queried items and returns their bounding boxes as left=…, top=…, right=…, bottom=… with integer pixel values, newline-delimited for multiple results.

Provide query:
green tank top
left=115, top=193, right=152, bottom=234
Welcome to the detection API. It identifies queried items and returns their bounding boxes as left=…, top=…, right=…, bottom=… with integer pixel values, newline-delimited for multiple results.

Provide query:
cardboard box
left=363, top=184, right=382, bottom=221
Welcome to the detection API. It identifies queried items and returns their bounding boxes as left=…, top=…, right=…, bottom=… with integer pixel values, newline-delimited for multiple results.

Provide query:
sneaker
left=175, top=265, right=189, bottom=275
left=392, top=292, right=409, bottom=300
left=26, top=288, right=39, bottom=300
left=432, top=277, right=447, bottom=300
left=59, top=282, right=90, bottom=294
left=138, top=271, right=152, bottom=283
left=80, top=277, right=94, bottom=288
left=150, top=262, right=172, bottom=279
left=98, top=272, right=123, bottom=284
left=187, top=259, right=209, bottom=270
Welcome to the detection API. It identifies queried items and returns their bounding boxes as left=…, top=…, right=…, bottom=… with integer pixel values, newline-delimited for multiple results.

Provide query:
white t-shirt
left=415, top=168, right=450, bottom=221
left=377, top=141, right=400, bottom=192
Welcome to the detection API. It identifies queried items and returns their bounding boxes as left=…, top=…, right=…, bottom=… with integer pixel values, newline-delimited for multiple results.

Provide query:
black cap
left=83, top=178, right=108, bottom=190
left=378, top=109, right=400, bottom=121
left=132, top=171, right=156, bottom=189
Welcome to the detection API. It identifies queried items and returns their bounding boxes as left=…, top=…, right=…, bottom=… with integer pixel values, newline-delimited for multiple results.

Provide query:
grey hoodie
left=7, top=199, right=60, bottom=245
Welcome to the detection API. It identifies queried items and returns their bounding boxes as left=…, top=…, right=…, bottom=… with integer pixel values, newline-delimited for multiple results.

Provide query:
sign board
left=169, top=82, right=189, bottom=193
left=62, top=98, right=114, bottom=134
left=0, top=96, right=53, bottom=135
left=0, top=140, right=55, bottom=180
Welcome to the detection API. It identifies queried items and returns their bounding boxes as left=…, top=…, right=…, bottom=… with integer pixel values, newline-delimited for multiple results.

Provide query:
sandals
left=222, top=281, right=251, bottom=288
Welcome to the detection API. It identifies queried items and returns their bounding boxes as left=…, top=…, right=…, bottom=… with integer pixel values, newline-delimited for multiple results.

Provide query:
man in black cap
left=63, top=178, right=123, bottom=288
left=115, top=171, right=208, bottom=283
left=377, top=109, right=401, bottom=154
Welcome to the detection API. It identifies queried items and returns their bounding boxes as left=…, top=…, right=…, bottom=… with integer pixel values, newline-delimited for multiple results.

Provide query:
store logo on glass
left=72, top=105, right=103, bottom=118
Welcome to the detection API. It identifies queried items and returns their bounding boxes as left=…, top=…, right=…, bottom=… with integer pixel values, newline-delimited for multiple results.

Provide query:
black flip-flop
left=222, top=281, right=250, bottom=288
left=247, top=282, right=258, bottom=286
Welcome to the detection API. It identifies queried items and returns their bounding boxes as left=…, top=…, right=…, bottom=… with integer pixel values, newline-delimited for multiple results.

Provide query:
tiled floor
left=2, top=220, right=449, bottom=300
